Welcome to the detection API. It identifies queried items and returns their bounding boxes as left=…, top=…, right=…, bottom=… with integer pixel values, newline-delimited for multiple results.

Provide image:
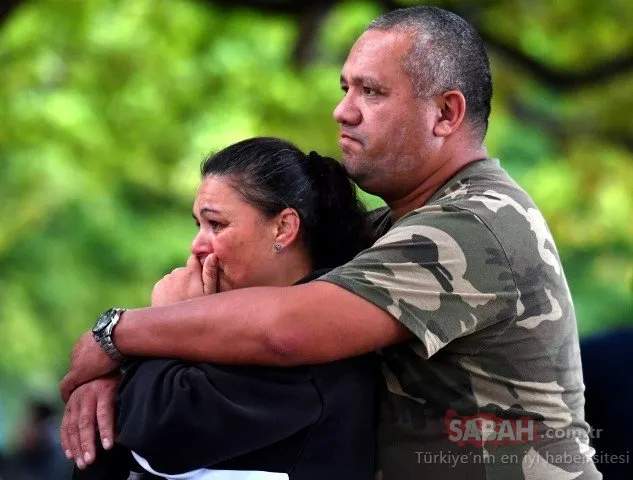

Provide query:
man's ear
left=273, top=208, right=301, bottom=249
left=433, top=90, right=466, bottom=137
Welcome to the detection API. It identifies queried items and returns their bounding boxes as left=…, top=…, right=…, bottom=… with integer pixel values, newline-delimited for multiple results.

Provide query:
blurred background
left=0, top=0, right=631, bottom=478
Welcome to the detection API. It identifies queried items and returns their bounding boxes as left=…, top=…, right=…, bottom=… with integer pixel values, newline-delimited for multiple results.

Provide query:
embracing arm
left=115, top=281, right=410, bottom=365
left=59, top=250, right=410, bottom=468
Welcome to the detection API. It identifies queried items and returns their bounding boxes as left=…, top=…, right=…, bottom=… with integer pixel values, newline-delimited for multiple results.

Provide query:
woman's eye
left=209, top=220, right=224, bottom=230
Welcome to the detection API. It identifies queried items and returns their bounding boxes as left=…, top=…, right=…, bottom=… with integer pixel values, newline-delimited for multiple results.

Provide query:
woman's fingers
left=65, top=391, right=93, bottom=469
left=95, top=377, right=118, bottom=450
left=60, top=403, right=73, bottom=461
left=61, top=376, right=119, bottom=469
left=202, top=253, right=218, bottom=294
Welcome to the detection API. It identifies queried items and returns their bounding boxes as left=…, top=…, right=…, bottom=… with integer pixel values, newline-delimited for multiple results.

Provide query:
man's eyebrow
left=340, top=74, right=382, bottom=87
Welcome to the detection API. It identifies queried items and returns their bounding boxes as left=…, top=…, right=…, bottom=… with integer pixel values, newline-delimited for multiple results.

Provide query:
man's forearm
left=114, top=285, right=288, bottom=364
left=113, top=281, right=410, bottom=365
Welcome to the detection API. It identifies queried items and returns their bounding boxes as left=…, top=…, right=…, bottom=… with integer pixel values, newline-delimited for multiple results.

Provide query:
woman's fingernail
left=76, top=459, right=85, bottom=469
left=102, top=438, right=112, bottom=449
left=84, top=452, right=92, bottom=463
left=65, top=450, right=72, bottom=459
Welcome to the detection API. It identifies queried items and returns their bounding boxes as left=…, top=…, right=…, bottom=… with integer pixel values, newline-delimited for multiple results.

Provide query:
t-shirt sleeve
left=318, top=205, right=518, bottom=358
left=116, top=360, right=321, bottom=474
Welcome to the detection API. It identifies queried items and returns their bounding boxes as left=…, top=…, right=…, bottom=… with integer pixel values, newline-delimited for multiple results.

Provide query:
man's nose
left=333, top=92, right=361, bottom=126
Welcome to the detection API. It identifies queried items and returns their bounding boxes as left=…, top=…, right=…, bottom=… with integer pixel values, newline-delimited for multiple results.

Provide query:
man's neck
left=387, top=149, right=488, bottom=222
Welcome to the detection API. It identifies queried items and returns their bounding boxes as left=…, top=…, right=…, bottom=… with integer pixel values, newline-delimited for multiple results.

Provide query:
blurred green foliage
left=0, top=0, right=631, bottom=400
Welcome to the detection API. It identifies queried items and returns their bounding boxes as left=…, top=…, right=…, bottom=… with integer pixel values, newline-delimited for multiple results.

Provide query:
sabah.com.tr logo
left=444, top=409, right=537, bottom=447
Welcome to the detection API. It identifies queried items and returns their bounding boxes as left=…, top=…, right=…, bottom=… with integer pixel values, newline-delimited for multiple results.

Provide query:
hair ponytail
left=302, top=151, right=374, bottom=269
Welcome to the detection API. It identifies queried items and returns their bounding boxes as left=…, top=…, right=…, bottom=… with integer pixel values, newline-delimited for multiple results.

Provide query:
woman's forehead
left=197, top=175, right=235, bottom=197
left=193, top=175, right=253, bottom=214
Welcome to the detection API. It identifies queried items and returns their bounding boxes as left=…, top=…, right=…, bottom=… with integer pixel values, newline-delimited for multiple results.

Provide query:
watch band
left=94, top=308, right=127, bottom=362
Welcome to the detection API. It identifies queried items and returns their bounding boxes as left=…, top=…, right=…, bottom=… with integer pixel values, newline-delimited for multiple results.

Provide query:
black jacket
left=75, top=271, right=377, bottom=479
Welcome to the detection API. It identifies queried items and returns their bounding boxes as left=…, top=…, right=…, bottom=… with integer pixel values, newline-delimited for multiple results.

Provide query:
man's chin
left=341, top=152, right=360, bottom=171
left=343, top=164, right=383, bottom=195
left=342, top=156, right=368, bottom=182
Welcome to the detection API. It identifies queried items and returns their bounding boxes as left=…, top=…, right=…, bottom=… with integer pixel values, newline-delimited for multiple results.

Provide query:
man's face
left=334, top=29, right=438, bottom=198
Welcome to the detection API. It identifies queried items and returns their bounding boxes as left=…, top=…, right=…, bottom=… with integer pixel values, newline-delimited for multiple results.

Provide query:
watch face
left=92, top=309, right=114, bottom=335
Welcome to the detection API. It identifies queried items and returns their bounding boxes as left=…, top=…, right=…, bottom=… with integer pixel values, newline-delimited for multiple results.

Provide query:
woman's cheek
left=218, top=275, right=230, bottom=293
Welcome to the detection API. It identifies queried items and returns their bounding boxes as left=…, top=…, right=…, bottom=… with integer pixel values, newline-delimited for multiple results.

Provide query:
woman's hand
left=60, top=374, right=120, bottom=470
left=151, top=254, right=218, bottom=307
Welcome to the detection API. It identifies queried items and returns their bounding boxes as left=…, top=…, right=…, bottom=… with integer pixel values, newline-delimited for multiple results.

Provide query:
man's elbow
left=262, top=305, right=310, bottom=366
left=265, top=327, right=304, bottom=366
left=257, top=282, right=376, bottom=365
left=264, top=310, right=342, bottom=366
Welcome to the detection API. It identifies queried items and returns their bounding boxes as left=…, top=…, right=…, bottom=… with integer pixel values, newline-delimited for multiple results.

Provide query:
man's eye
left=341, top=85, right=349, bottom=94
left=363, top=87, right=377, bottom=95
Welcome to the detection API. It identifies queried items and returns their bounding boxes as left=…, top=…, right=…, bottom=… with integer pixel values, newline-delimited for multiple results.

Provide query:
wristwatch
left=92, top=308, right=127, bottom=361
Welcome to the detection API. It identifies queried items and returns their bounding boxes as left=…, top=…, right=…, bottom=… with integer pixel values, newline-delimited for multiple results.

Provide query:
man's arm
left=115, top=281, right=411, bottom=365
left=61, top=280, right=409, bottom=401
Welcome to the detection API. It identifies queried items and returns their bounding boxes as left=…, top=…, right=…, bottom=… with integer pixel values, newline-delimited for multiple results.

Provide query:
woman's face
left=191, top=175, right=282, bottom=292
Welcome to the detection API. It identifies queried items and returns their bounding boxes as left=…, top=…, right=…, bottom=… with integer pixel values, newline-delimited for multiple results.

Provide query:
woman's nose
left=191, top=233, right=213, bottom=256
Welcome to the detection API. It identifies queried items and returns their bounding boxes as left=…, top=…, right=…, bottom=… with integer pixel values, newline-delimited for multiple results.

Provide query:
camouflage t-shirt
left=319, top=159, right=601, bottom=480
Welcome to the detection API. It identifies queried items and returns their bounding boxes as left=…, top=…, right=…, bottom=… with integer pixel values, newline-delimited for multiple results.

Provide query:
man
left=61, top=6, right=601, bottom=479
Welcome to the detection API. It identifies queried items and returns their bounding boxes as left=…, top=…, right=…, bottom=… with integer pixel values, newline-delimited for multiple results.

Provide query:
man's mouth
left=340, top=132, right=361, bottom=144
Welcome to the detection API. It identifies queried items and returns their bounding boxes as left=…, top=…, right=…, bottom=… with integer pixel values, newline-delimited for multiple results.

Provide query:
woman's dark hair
left=200, top=137, right=374, bottom=269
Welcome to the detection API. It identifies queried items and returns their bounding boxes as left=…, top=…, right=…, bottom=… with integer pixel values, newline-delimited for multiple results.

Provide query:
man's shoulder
left=382, top=197, right=499, bottom=254
left=431, top=158, right=534, bottom=209
left=422, top=158, right=549, bottom=249
left=366, top=159, right=537, bottom=242
left=425, top=159, right=574, bottom=329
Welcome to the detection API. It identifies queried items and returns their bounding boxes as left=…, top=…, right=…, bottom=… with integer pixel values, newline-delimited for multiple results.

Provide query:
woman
left=76, top=137, right=377, bottom=479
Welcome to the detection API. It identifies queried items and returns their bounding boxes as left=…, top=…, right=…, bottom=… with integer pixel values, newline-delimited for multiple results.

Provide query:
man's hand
left=151, top=254, right=218, bottom=306
left=60, top=374, right=120, bottom=469
left=60, top=332, right=120, bottom=402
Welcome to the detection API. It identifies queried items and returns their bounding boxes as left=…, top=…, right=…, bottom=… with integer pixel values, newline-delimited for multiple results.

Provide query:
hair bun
left=305, top=151, right=330, bottom=179
left=307, top=151, right=322, bottom=162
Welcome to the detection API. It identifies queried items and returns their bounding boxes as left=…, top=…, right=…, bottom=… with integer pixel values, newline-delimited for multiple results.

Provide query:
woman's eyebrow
left=200, top=207, right=221, bottom=215
left=198, top=207, right=225, bottom=220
